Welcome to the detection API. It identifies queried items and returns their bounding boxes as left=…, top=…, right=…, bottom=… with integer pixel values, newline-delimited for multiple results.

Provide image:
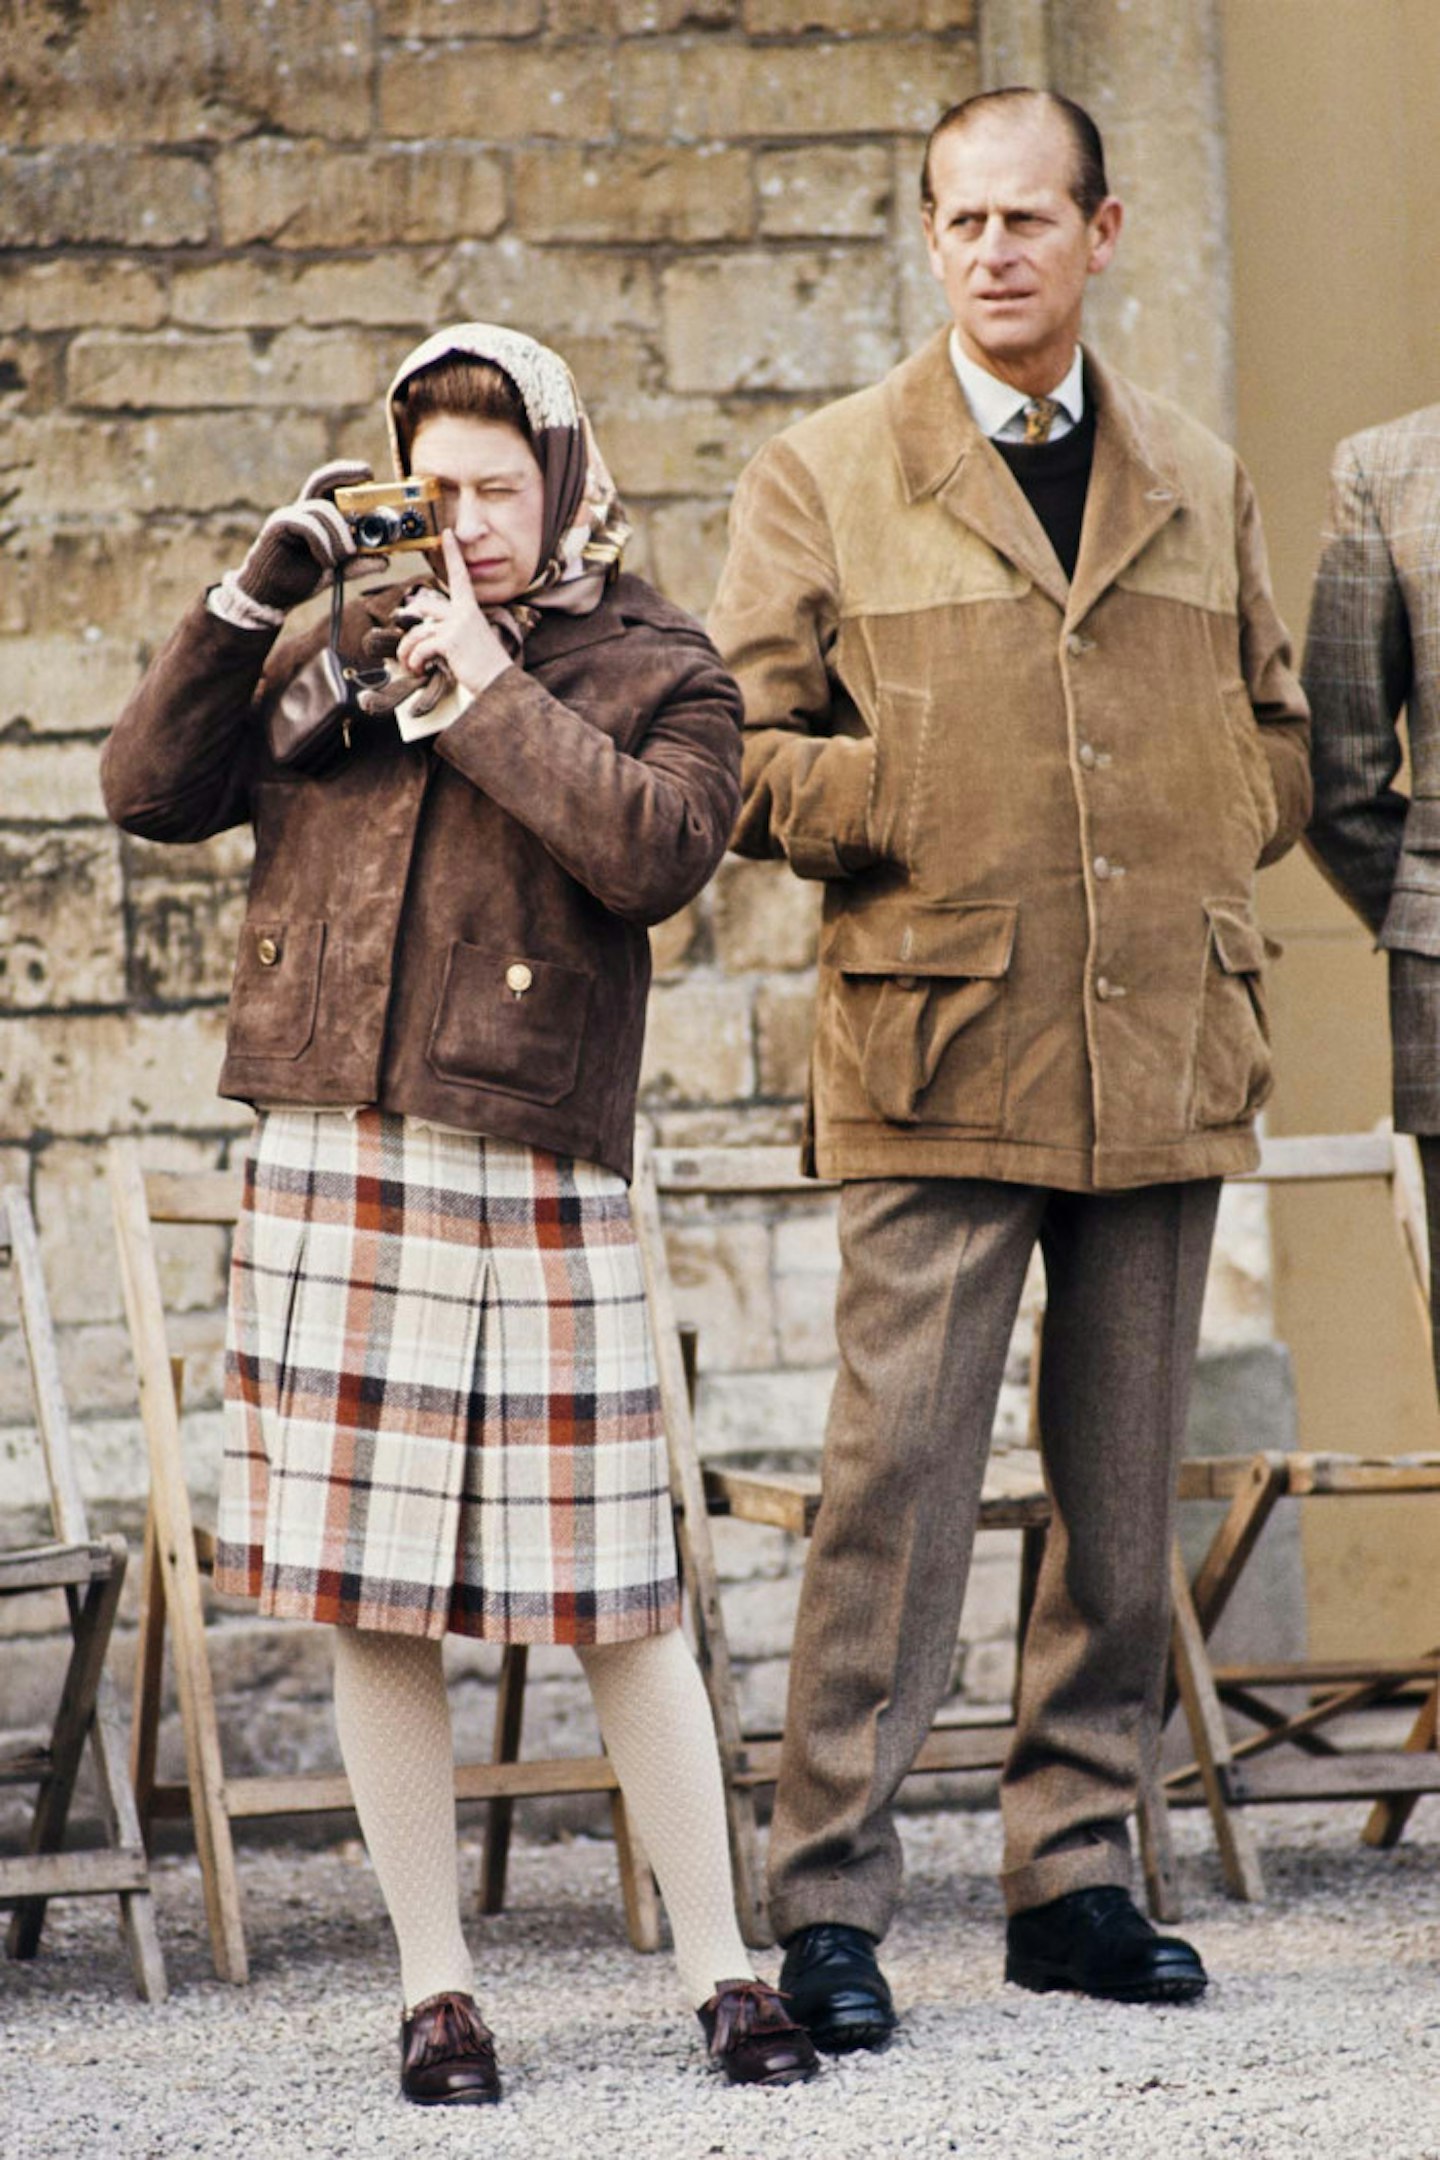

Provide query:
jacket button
left=1066, top=631, right=1094, bottom=657
left=1078, top=743, right=1097, bottom=770
left=1093, top=855, right=1111, bottom=880
left=256, top=935, right=279, bottom=967
left=505, top=962, right=534, bottom=996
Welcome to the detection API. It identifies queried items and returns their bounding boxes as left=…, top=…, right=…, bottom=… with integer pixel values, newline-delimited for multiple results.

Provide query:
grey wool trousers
left=766, top=1174, right=1221, bottom=1943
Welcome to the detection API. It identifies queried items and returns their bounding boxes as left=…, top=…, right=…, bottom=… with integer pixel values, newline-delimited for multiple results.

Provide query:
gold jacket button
left=505, top=962, right=534, bottom=996
left=256, top=935, right=279, bottom=967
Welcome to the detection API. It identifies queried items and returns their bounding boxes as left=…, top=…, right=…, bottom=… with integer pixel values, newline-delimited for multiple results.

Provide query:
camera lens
left=354, top=509, right=398, bottom=549
left=396, top=510, right=425, bottom=540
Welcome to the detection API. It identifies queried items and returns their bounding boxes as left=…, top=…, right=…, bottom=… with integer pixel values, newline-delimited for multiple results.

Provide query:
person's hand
left=393, top=530, right=514, bottom=699
left=234, top=460, right=376, bottom=613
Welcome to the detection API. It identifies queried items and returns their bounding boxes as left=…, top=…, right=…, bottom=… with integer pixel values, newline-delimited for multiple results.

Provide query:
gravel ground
left=3, top=1801, right=1439, bottom=2160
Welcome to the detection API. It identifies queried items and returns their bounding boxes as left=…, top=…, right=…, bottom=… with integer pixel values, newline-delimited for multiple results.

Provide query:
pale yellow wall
left=1223, top=0, right=1440, bottom=1655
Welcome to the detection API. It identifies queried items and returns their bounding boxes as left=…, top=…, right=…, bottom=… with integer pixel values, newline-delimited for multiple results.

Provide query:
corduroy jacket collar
left=882, top=327, right=1188, bottom=627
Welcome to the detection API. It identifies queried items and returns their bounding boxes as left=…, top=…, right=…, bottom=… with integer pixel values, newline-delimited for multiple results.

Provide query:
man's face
left=922, top=105, right=1122, bottom=395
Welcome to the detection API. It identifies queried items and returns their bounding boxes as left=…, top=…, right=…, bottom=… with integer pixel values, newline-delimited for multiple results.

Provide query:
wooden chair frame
left=107, top=1138, right=659, bottom=1986
left=1156, top=1127, right=1440, bottom=1899
left=0, top=1186, right=166, bottom=2002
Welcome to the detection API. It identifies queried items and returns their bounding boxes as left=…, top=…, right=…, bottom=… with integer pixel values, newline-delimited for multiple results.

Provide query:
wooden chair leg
left=478, top=1645, right=528, bottom=1917
left=74, top=1658, right=169, bottom=2004
left=609, top=1788, right=662, bottom=1953
left=7, top=1547, right=127, bottom=1960
left=128, top=1359, right=188, bottom=1850
left=1167, top=1543, right=1266, bottom=1902
left=130, top=1498, right=166, bottom=1851
left=1362, top=1676, right=1440, bottom=1849
left=91, top=1704, right=169, bottom=2003
left=1164, top=1454, right=1286, bottom=1722
left=158, top=1524, right=248, bottom=1987
left=110, top=1140, right=249, bottom=1985
left=1188, top=1455, right=1289, bottom=1635
left=1136, top=1721, right=1182, bottom=1924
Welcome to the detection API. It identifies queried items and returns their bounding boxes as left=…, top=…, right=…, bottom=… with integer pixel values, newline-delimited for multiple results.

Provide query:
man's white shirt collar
left=949, top=334, right=1085, bottom=443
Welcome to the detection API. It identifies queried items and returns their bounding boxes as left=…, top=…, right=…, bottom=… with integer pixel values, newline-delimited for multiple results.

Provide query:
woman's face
left=408, top=413, right=547, bottom=605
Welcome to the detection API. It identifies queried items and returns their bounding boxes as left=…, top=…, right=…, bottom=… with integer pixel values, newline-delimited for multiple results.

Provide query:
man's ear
left=1087, top=197, right=1123, bottom=276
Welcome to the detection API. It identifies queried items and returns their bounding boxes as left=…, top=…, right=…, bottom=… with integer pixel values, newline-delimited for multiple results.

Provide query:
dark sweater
left=992, top=403, right=1097, bottom=582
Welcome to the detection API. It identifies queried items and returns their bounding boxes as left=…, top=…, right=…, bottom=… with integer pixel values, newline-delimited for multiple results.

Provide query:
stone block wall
left=0, top=0, right=1286, bottom=1833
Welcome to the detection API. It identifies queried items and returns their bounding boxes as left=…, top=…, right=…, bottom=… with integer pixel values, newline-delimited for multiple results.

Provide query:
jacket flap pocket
left=227, top=918, right=326, bottom=1061
left=427, top=940, right=591, bottom=1106
left=827, top=903, right=1017, bottom=979
left=1205, top=900, right=1267, bottom=976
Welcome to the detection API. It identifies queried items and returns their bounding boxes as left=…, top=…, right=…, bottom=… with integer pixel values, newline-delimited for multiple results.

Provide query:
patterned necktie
left=1022, top=396, right=1062, bottom=444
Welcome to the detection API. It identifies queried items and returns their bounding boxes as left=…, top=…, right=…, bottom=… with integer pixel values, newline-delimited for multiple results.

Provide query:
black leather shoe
left=778, top=1923, right=898, bottom=2053
left=696, top=1978, right=821, bottom=2085
left=400, top=1991, right=502, bottom=2105
left=1005, top=1886, right=1208, bottom=2004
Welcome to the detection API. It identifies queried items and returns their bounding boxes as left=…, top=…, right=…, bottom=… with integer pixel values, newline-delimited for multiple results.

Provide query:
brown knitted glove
left=356, top=603, right=454, bottom=720
left=234, top=460, right=375, bottom=612
left=358, top=611, right=415, bottom=670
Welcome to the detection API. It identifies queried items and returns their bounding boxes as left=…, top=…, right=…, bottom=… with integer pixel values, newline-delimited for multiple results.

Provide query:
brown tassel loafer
left=400, top=1990, right=501, bottom=2106
left=697, top=1977, right=822, bottom=2086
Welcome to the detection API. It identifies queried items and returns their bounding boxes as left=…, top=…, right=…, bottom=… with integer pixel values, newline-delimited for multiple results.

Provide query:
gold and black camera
left=333, top=476, right=444, bottom=554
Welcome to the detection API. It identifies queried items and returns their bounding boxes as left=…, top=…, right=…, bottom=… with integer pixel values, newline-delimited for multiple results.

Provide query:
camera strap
left=330, top=568, right=391, bottom=741
left=328, top=570, right=354, bottom=749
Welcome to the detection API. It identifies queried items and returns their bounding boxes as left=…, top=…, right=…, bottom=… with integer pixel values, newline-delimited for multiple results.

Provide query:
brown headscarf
left=385, top=322, right=631, bottom=640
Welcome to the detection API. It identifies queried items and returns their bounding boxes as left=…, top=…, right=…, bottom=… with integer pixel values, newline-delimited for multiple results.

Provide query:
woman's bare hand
left=394, top=530, right=513, bottom=699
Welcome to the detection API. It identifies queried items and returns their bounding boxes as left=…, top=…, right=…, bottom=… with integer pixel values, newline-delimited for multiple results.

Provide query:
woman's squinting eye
left=430, top=479, right=523, bottom=498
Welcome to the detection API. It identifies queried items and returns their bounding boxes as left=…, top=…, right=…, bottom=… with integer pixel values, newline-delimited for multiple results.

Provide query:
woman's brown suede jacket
left=101, top=576, right=742, bottom=1180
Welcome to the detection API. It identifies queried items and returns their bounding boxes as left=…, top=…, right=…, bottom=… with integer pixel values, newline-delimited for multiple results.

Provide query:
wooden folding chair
left=0, top=1186, right=166, bottom=2002
left=106, top=1138, right=660, bottom=1985
left=1158, top=1127, right=1440, bottom=1899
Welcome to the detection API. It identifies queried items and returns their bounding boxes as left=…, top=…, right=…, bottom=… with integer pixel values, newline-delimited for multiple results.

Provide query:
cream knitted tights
left=331, top=1627, right=474, bottom=2011
left=330, top=1624, right=755, bottom=2013
left=577, top=1627, right=755, bottom=2006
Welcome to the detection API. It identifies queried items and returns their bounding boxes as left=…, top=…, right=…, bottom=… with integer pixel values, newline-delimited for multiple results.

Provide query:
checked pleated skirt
left=214, top=1107, right=681, bottom=1644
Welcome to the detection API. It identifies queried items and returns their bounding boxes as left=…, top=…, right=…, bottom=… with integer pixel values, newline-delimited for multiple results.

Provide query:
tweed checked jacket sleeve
left=1303, top=425, right=1416, bottom=933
